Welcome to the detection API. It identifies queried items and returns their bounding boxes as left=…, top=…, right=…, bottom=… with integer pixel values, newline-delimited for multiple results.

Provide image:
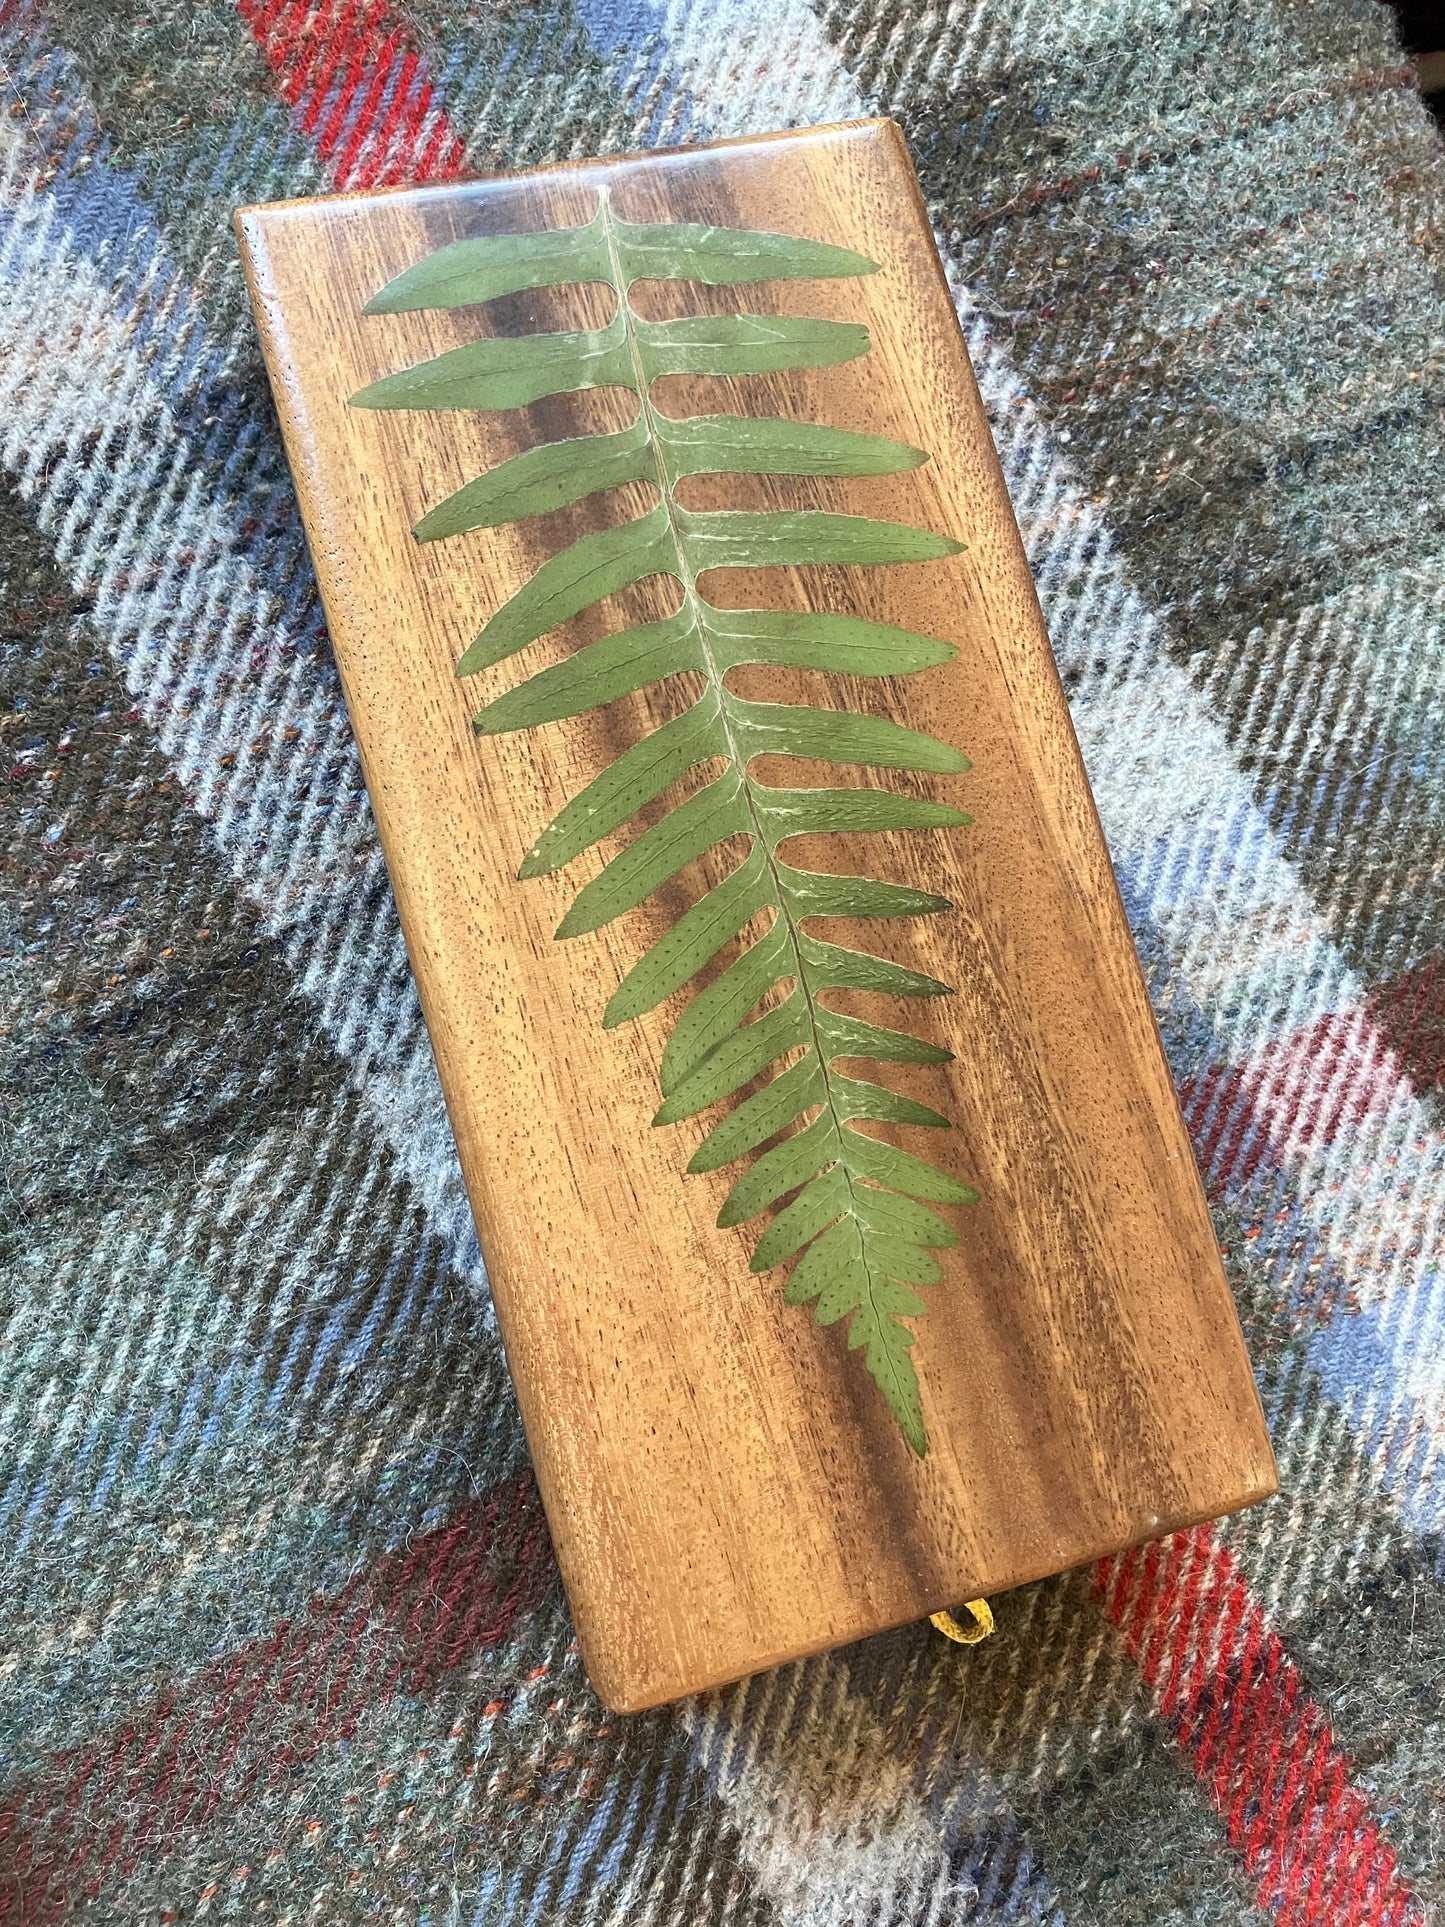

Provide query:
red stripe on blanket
left=1096, top=1528, right=1421, bottom=1926
left=0, top=1475, right=553, bottom=1922
left=1180, top=1008, right=1410, bottom=1195
left=237, top=0, right=466, bottom=188
left=1369, top=953, right=1445, bottom=1099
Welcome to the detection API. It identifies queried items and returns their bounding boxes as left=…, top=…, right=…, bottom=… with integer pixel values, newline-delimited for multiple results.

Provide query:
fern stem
left=598, top=189, right=899, bottom=1329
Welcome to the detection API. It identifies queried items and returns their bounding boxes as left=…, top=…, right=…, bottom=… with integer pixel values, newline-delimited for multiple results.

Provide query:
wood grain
left=235, top=119, right=1276, bottom=1714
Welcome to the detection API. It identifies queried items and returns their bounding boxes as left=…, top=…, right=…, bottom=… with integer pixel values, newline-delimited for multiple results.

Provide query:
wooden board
left=234, top=118, right=1276, bottom=1713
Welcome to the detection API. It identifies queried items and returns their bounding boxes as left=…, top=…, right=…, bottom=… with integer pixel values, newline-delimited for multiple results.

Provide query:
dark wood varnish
left=235, top=120, right=1276, bottom=1714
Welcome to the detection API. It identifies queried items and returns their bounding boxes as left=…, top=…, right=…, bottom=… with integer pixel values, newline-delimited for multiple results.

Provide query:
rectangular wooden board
left=235, top=118, right=1276, bottom=1713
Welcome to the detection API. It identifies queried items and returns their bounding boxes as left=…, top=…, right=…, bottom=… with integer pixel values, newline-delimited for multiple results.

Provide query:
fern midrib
left=598, top=188, right=893, bottom=1301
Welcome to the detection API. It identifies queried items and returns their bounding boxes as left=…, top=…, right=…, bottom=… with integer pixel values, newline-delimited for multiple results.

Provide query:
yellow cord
left=929, top=1599, right=994, bottom=1644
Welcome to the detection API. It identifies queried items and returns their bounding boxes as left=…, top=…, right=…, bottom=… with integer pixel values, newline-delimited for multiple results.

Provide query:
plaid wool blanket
left=2, top=0, right=1443, bottom=1921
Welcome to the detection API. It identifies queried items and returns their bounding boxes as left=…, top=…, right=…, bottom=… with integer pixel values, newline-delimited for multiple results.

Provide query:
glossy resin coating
left=236, top=119, right=1276, bottom=1713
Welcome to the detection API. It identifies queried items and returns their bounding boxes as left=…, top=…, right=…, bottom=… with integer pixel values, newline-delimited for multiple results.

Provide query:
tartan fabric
left=1, top=0, right=1442, bottom=1920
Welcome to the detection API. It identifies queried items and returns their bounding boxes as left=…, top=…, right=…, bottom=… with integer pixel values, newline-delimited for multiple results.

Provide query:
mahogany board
left=234, top=119, right=1276, bottom=1713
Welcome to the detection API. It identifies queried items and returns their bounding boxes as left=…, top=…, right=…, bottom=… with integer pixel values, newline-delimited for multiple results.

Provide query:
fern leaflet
left=351, top=192, right=978, bottom=1455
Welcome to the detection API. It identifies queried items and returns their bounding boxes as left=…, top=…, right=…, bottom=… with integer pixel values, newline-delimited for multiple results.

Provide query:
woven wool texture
left=1, top=0, right=1442, bottom=1920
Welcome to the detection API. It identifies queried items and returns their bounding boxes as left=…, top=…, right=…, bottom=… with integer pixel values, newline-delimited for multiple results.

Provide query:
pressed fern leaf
left=351, top=192, right=978, bottom=1456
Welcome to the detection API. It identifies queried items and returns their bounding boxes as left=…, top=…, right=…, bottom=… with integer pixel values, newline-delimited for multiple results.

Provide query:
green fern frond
left=351, top=191, right=978, bottom=1457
